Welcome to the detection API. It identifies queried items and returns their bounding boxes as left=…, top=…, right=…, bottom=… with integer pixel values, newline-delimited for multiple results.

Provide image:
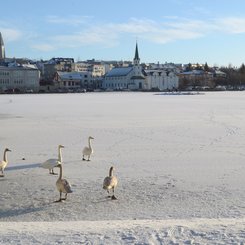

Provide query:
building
left=53, top=71, right=93, bottom=91
left=179, top=70, right=215, bottom=90
left=0, top=64, right=40, bottom=93
left=0, top=32, right=5, bottom=60
left=42, top=58, right=75, bottom=82
left=103, top=43, right=146, bottom=90
left=74, top=61, right=106, bottom=77
left=144, top=70, right=179, bottom=91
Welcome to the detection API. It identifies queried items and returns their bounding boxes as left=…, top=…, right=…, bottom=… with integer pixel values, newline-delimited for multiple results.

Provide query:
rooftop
left=105, top=67, right=133, bottom=77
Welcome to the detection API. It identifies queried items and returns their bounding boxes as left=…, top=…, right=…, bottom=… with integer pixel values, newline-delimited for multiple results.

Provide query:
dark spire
left=134, top=42, right=139, bottom=60
left=133, top=42, right=140, bottom=65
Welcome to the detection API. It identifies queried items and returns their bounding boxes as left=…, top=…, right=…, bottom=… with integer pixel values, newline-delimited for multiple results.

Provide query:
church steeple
left=0, top=32, right=6, bottom=60
left=133, top=42, right=140, bottom=65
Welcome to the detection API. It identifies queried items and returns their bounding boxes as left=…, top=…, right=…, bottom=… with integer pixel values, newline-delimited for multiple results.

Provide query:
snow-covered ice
left=1, top=92, right=245, bottom=244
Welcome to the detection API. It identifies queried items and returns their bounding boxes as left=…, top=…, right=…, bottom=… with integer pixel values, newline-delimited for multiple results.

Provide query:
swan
left=103, top=166, right=118, bottom=200
left=55, top=163, right=73, bottom=202
left=40, top=145, right=64, bottom=174
left=82, top=136, right=94, bottom=161
left=0, top=148, right=11, bottom=177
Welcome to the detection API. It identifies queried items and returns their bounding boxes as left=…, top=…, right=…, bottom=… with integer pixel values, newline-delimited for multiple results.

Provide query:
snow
left=1, top=91, right=245, bottom=244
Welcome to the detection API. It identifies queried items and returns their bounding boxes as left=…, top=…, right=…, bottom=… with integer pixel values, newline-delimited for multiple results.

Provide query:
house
left=53, top=71, right=93, bottom=91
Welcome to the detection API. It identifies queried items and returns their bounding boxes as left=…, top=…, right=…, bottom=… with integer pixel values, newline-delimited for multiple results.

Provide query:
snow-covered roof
left=181, top=70, right=205, bottom=75
left=0, top=65, right=38, bottom=70
left=57, top=71, right=89, bottom=80
left=105, top=67, right=133, bottom=77
left=22, top=64, right=38, bottom=69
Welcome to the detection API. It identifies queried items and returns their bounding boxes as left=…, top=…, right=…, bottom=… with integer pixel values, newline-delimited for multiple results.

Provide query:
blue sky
left=1, top=0, right=245, bottom=67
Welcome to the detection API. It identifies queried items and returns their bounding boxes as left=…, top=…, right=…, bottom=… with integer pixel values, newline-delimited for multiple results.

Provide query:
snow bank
left=1, top=218, right=245, bottom=244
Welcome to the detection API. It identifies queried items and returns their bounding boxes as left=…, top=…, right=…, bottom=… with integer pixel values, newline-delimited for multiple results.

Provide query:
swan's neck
left=109, top=168, right=113, bottom=177
left=88, top=139, right=92, bottom=149
left=58, top=147, right=62, bottom=162
left=58, top=165, right=63, bottom=180
left=3, top=150, right=8, bottom=162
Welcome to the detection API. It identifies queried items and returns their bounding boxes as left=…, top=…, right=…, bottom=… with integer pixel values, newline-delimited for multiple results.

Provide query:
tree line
left=218, top=63, right=245, bottom=88
left=180, top=63, right=245, bottom=90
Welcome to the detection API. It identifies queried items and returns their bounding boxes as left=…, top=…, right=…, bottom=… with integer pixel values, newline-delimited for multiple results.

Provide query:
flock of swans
left=0, top=136, right=118, bottom=202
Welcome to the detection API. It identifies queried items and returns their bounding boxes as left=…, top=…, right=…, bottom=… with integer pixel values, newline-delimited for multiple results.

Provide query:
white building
left=144, top=70, right=179, bottom=91
left=0, top=65, right=40, bottom=93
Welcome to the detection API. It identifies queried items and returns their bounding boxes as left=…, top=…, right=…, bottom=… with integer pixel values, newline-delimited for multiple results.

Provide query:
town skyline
left=1, top=0, right=245, bottom=67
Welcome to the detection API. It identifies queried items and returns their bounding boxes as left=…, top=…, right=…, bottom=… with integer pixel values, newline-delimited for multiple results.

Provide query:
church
left=102, top=43, right=146, bottom=90
left=102, top=43, right=179, bottom=91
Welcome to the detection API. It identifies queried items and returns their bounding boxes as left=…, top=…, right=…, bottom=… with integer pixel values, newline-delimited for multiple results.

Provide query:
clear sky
left=1, top=0, right=245, bottom=67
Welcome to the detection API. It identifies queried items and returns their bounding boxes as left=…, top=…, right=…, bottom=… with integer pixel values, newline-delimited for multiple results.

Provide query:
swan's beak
left=6, top=149, right=11, bottom=152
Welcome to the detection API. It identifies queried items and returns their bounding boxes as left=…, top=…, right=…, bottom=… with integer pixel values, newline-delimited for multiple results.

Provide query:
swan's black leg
left=111, top=188, right=117, bottom=200
left=107, top=190, right=111, bottom=198
left=50, top=169, right=55, bottom=175
left=55, top=192, right=62, bottom=202
left=62, top=193, right=67, bottom=200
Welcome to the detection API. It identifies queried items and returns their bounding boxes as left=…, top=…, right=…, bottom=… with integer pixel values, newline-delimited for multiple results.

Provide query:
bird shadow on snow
left=92, top=196, right=117, bottom=204
left=6, top=163, right=40, bottom=171
left=0, top=198, right=56, bottom=219
left=0, top=205, right=45, bottom=219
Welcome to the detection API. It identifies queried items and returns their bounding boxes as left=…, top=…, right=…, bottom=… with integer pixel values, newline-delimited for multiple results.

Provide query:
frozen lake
left=1, top=91, right=245, bottom=243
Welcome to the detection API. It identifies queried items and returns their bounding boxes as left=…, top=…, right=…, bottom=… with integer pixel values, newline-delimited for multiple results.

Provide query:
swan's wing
left=110, top=176, right=118, bottom=187
left=103, top=176, right=117, bottom=189
left=82, top=146, right=90, bottom=155
left=40, top=159, right=59, bottom=169
left=62, top=179, right=73, bottom=193
left=103, top=176, right=110, bottom=189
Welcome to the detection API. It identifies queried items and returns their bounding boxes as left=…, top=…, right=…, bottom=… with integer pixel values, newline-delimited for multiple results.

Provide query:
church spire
left=133, top=42, right=140, bottom=65
left=0, top=32, right=6, bottom=59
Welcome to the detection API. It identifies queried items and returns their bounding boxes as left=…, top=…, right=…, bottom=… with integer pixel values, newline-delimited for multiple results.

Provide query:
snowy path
left=1, top=218, right=245, bottom=244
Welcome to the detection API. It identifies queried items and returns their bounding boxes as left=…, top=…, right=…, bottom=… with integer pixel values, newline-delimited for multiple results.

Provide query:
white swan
left=40, top=145, right=64, bottom=174
left=82, top=136, right=94, bottom=161
left=103, top=166, right=118, bottom=200
left=0, top=148, right=11, bottom=177
left=55, top=163, right=73, bottom=202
